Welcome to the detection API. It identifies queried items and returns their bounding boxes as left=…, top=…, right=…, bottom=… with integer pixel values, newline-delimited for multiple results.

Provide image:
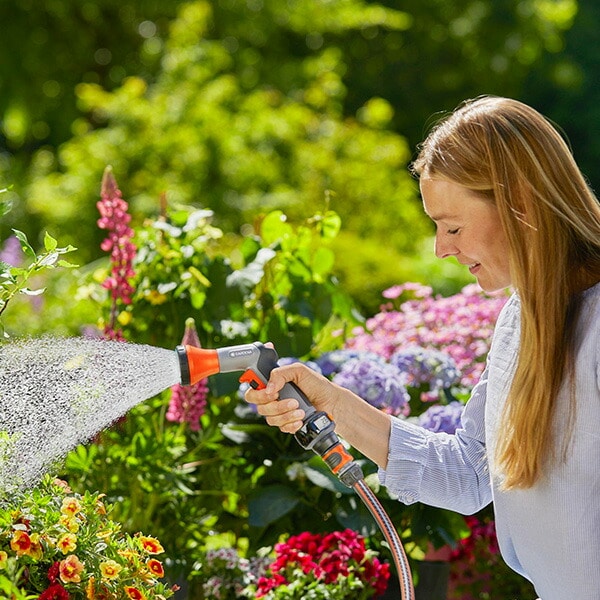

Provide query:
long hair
left=412, top=96, right=600, bottom=489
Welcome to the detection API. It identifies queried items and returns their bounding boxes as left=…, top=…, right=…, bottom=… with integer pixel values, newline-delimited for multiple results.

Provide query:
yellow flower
left=60, top=554, right=85, bottom=583
left=61, top=497, right=82, bottom=517
left=0, top=550, right=8, bottom=569
left=59, top=514, right=80, bottom=532
left=10, top=531, right=31, bottom=555
left=100, top=559, right=122, bottom=580
left=144, top=290, right=167, bottom=305
left=58, top=533, right=78, bottom=554
left=138, top=536, right=164, bottom=555
left=26, top=532, right=43, bottom=560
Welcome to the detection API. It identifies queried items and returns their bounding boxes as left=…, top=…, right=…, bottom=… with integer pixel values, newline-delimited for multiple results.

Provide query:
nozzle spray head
left=175, top=345, right=220, bottom=385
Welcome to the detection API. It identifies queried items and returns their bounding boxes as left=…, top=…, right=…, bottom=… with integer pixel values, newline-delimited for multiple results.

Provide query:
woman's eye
left=447, top=228, right=460, bottom=235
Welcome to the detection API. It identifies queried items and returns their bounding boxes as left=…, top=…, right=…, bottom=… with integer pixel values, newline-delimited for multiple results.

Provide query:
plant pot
left=380, top=559, right=450, bottom=600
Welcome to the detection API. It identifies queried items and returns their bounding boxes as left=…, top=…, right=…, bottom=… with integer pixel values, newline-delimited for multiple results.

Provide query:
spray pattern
left=0, top=337, right=415, bottom=598
left=0, top=336, right=179, bottom=497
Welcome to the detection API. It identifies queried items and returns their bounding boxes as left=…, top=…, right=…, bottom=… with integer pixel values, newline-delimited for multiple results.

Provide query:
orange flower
left=100, top=559, right=122, bottom=580
left=57, top=533, right=78, bottom=554
left=59, top=554, right=85, bottom=583
left=138, top=536, right=164, bottom=555
left=86, top=576, right=96, bottom=600
left=10, top=530, right=31, bottom=555
left=124, top=586, right=146, bottom=600
left=146, top=558, right=164, bottom=578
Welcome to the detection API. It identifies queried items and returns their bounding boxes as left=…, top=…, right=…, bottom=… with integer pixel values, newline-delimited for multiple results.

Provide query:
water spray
left=176, top=342, right=415, bottom=600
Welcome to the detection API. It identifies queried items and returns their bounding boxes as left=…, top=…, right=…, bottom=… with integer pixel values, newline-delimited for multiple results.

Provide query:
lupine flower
left=332, top=358, right=410, bottom=415
left=167, top=317, right=209, bottom=431
left=97, top=166, right=137, bottom=341
left=418, top=401, right=465, bottom=434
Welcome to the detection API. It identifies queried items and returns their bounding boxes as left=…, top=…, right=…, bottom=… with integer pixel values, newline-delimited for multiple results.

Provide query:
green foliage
left=24, top=0, right=427, bottom=267
left=0, top=229, right=77, bottom=338
left=88, top=205, right=361, bottom=355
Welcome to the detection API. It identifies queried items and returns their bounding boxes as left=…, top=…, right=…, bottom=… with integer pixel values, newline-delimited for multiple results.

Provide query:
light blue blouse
left=379, top=284, right=600, bottom=600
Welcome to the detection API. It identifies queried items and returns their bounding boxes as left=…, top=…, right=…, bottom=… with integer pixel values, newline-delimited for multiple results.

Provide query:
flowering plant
left=198, top=529, right=387, bottom=600
left=326, top=282, right=509, bottom=428
left=249, top=529, right=390, bottom=599
left=0, top=475, right=176, bottom=600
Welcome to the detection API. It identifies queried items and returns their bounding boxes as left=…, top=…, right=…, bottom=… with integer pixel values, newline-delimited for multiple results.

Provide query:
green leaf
left=11, top=229, right=35, bottom=258
left=43, top=231, right=58, bottom=252
left=57, top=259, right=79, bottom=268
left=248, top=484, right=300, bottom=527
left=261, top=210, right=293, bottom=245
left=20, top=287, right=46, bottom=296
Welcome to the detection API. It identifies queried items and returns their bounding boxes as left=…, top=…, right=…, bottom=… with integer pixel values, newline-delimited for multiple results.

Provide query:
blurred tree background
left=0, top=0, right=593, bottom=316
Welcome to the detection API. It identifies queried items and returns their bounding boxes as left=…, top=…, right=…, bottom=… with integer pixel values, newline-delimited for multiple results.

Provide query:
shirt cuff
left=378, top=416, right=430, bottom=505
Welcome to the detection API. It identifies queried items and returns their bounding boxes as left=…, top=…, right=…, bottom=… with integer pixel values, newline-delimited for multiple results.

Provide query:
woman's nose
left=434, top=232, right=459, bottom=259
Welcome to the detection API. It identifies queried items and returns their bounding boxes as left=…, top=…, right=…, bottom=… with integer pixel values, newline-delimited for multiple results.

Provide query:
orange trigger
left=239, top=370, right=266, bottom=390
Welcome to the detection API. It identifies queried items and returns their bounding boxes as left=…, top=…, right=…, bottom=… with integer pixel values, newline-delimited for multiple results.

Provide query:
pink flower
left=167, top=318, right=208, bottom=431
left=97, top=166, right=137, bottom=340
left=346, top=284, right=508, bottom=389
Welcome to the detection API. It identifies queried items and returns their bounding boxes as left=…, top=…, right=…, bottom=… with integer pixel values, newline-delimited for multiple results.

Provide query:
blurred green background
left=0, top=0, right=596, bottom=319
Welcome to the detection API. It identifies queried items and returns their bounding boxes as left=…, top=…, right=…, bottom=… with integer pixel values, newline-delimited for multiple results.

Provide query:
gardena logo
left=229, top=348, right=254, bottom=357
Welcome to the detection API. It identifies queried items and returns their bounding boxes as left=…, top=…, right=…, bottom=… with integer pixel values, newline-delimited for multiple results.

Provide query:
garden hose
left=176, top=342, right=416, bottom=599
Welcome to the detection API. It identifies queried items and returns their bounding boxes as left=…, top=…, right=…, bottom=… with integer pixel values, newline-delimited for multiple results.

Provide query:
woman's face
left=420, top=177, right=512, bottom=292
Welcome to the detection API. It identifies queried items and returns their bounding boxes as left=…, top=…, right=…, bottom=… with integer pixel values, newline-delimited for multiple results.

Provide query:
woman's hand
left=245, top=361, right=393, bottom=469
left=245, top=362, right=338, bottom=434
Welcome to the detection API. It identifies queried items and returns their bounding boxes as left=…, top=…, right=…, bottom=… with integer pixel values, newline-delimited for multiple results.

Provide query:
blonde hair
left=412, top=96, right=600, bottom=489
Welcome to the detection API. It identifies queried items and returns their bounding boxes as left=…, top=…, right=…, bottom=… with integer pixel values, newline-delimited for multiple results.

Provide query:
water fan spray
left=176, top=342, right=415, bottom=600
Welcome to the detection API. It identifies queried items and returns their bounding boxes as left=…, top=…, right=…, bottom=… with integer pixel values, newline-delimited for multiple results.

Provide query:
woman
left=245, top=96, right=600, bottom=599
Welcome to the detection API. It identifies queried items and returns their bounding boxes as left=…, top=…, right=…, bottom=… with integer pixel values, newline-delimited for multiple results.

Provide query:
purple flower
left=346, top=284, right=508, bottom=388
left=332, top=358, right=409, bottom=415
left=418, top=401, right=464, bottom=434
left=0, top=235, right=23, bottom=267
left=390, top=346, right=460, bottom=400
left=315, top=349, right=383, bottom=377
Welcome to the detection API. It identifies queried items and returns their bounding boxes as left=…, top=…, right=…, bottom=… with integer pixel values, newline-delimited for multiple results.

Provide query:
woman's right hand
left=245, top=362, right=339, bottom=434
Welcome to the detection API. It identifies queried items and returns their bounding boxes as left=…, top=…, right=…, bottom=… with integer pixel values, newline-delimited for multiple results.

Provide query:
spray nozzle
left=175, top=342, right=363, bottom=487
